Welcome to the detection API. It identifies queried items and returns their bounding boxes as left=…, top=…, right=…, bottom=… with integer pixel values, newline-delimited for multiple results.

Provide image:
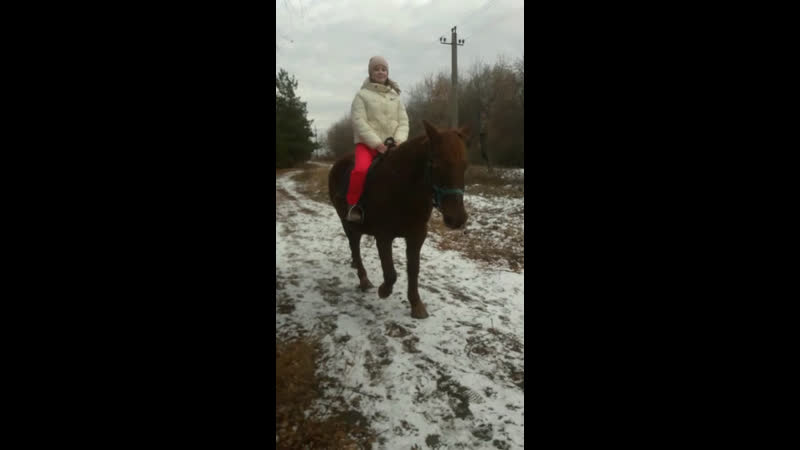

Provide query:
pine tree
left=276, top=68, right=317, bottom=168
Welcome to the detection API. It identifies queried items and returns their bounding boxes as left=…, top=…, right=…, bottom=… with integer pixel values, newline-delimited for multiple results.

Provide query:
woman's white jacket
left=351, top=77, right=409, bottom=148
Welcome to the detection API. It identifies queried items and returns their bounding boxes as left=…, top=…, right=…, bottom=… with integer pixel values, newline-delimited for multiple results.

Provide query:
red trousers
left=347, top=143, right=378, bottom=206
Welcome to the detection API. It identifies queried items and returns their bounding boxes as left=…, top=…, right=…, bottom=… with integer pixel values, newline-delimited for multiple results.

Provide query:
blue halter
left=425, top=158, right=464, bottom=210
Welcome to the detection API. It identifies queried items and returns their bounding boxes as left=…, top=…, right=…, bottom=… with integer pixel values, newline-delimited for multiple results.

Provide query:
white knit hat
left=368, top=56, right=389, bottom=74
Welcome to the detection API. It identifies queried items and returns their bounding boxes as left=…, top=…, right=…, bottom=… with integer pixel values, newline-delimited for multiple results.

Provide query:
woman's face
left=370, top=64, right=388, bottom=83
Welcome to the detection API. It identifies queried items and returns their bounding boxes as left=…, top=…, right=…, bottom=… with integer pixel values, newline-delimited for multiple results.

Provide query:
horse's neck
left=387, top=141, right=428, bottom=185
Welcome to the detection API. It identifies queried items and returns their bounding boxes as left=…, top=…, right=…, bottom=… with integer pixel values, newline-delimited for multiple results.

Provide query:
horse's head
left=423, top=120, right=470, bottom=229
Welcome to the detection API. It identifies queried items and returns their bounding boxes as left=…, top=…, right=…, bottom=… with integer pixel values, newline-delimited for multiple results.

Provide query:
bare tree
left=325, top=114, right=354, bottom=159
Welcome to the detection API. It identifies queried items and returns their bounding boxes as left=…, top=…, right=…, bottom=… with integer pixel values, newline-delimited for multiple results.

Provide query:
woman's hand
left=376, top=143, right=388, bottom=153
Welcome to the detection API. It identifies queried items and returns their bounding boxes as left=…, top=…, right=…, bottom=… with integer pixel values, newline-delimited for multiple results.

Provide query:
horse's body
left=328, top=120, right=469, bottom=319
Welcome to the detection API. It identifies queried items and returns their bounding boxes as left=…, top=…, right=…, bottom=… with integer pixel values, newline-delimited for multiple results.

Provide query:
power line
left=460, top=7, right=522, bottom=41
left=459, top=0, right=496, bottom=29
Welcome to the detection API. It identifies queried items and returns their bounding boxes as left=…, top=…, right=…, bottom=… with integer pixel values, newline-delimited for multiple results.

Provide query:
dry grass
left=428, top=213, right=524, bottom=272
left=276, top=162, right=327, bottom=177
left=290, top=166, right=331, bottom=205
left=464, top=165, right=520, bottom=185
left=276, top=336, right=375, bottom=449
left=464, top=165, right=524, bottom=199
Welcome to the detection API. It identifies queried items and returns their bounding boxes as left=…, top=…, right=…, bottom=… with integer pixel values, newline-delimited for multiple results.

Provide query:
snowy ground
left=276, top=165, right=524, bottom=449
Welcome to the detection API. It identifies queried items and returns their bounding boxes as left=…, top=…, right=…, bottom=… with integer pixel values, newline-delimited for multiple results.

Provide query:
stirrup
left=346, top=204, right=364, bottom=223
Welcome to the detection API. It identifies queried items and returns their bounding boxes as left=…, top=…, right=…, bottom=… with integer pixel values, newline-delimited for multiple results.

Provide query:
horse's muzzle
left=439, top=192, right=467, bottom=229
left=443, top=210, right=467, bottom=229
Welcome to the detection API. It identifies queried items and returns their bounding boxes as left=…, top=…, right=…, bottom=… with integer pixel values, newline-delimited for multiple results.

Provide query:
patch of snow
left=276, top=172, right=524, bottom=449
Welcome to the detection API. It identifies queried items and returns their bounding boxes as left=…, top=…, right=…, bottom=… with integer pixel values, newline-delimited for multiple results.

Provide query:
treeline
left=324, top=56, right=524, bottom=167
left=276, top=68, right=319, bottom=168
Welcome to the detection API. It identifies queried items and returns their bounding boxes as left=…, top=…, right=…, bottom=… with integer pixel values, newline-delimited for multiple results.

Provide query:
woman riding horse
left=329, top=118, right=470, bottom=319
left=345, top=55, right=409, bottom=223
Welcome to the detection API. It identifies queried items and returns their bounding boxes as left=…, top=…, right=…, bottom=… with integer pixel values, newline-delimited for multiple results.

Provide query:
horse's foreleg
left=405, top=234, right=429, bottom=319
left=344, top=224, right=373, bottom=291
left=376, top=236, right=397, bottom=298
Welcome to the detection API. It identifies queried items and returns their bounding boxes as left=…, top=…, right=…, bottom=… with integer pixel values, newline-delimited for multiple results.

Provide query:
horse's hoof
left=359, top=279, right=374, bottom=291
left=378, top=284, right=393, bottom=298
left=410, top=306, right=429, bottom=319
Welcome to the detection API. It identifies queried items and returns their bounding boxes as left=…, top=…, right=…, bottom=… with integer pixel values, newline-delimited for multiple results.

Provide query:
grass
left=289, top=165, right=331, bottom=205
left=464, top=164, right=524, bottom=199
left=428, top=212, right=524, bottom=272
left=276, top=336, right=375, bottom=449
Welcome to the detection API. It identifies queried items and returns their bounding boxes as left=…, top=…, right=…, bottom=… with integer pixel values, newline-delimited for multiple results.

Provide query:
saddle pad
left=340, top=155, right=384, bottom=200
left=339, top=161, right=355, bottom=198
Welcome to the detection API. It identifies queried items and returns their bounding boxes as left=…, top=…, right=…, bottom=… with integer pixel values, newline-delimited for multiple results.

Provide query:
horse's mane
left=390, top=127, right=465, bottom=162
left=384, top=134, right=428, bottom=163
left=398, top=126, right=466, bottom=149
left=399, top=133, right=429, bottom=149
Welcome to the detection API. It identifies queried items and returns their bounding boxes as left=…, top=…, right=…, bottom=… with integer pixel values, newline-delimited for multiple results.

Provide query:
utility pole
left=439, top=27, right=465, bottom=128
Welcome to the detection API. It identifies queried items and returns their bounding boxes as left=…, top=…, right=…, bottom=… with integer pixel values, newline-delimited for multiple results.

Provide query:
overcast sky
left=275, top=0, right=524, bottom=136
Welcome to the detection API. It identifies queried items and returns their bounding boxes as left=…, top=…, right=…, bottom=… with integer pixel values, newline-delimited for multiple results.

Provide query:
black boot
left=346, top=204, right=364, bottom=223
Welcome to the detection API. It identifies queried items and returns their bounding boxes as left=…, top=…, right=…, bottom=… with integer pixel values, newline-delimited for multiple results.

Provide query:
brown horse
left=328, top=120, right=469, bottom=319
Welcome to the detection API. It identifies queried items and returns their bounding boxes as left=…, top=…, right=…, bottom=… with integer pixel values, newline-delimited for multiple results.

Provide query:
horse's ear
left=458, top=125, right=471, bottom=140
left=423, top=120, right=439, bottom=140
